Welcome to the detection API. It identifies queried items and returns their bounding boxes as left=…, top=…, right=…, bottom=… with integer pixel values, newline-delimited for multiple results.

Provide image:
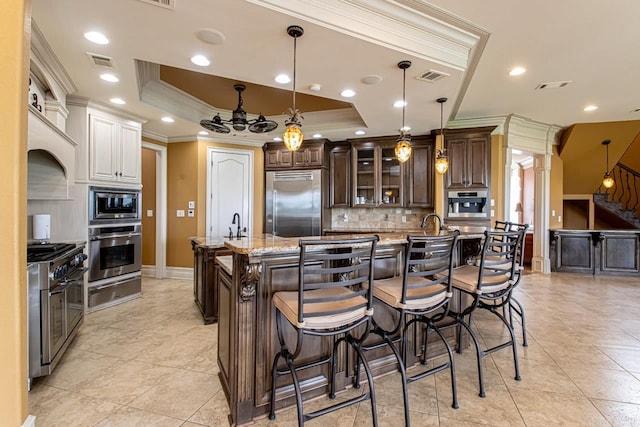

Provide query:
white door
left=207, top=147, right=254, bottom=239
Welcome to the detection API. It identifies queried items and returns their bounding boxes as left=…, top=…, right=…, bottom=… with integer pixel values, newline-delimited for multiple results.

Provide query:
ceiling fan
left=200, top=84, right=278, bottom=134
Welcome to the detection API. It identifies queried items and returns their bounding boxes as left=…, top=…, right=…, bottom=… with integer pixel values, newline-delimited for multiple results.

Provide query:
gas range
left=27, top=242, right=77, bottom=263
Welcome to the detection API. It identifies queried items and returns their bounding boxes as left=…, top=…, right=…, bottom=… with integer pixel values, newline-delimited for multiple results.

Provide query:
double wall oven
left=88, top=187, right=142, bottom=310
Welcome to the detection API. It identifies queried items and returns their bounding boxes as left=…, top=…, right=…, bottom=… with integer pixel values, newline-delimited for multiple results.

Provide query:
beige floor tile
left=438, top=416, right=501, bottom=427
left=598, top=345, right=640, bottom=372
left=353, top=403, right=439, bottom=427
left=28, top=383, right=69, bottom=411
left=591, top=398, right=640, bottom=427
left=43, top=350, right=121, bottom=391
left=188, top=390, right=231, bottom=426
left=493, top=356, right=582, bottom=395
left=128, top=369, right=222, bottom=420
left=29, top=391, right=120, bottom=427
left=257, top=391, right=360, bottom=427
left=564, top=367, right=640, bottom=404
left=537, top=340, right=625, bottom=372
left=94, top=406, right=184, bottom=426
left=510, top=388, right=610, bottom=426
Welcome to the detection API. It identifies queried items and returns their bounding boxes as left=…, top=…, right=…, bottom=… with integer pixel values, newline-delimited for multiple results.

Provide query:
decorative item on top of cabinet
left=89, top=113, right=142, bottom=184
left=264, top=141, right=325, bottom=170
left=329, top=144, right=351, bottom=207
left=405, top=136, right=435, bottom=208
left=442, top=127, right=494, bottom=191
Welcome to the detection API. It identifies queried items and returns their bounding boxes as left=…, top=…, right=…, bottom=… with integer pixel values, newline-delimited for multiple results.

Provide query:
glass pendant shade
left=283, top=122, right=303, bottom=151
left=435, top=151, right=449, bottom=174
left=602, top=172, right=615, bottom=189
left=395, top=138, right=412, bottom=163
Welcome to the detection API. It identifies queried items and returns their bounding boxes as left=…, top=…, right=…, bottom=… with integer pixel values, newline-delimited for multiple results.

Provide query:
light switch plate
left=401, top=216, right=407, bottom=223
left=177, top=210, right=185, bottom=217
left=188, top=209, right=195, bottom=217
left=146, top=209, right=153, bottom=217
left=188, top=201, right=195, bottom=209
left=551, top=209, right=556, bottom=216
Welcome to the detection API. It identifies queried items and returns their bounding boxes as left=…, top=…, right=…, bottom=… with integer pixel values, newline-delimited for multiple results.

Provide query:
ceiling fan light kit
left=200, top=84, right=278, bottom=134
left=395, top=60, right=412, bottom=163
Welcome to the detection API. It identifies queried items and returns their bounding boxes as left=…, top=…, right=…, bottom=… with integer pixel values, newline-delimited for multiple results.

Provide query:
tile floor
left=29, top=272, right=640, bottom=426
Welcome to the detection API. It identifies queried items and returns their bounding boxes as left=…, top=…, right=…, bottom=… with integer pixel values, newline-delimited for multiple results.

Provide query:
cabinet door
left=353, top=147, right=377, bottom=206
left=445, top=138, right=468, bottom=190
left=89, top=114, right=118, bottom=182
left=407, top=143, right=434, bottom=208
left=306, top=145, right=324, bottom=166
left=329, top=148, right=351, bottom=207
left=265, top=148, right=293, bottom=169
left=467, top=137, right=489, bottom=189
left=380, top=147, right=402, bottom=206
left=118, top=123, right=141, bottom=183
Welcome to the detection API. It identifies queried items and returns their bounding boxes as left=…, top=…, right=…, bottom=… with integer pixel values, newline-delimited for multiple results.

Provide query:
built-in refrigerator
left=265, top=170, right=322, bottom=237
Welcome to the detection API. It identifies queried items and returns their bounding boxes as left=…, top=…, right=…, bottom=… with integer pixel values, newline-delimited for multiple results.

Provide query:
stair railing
left=597, top=163, right=640, bottom=215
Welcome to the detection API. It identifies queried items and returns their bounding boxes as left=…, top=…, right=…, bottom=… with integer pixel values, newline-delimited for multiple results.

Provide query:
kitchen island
left=192, top=230, right=484, bottom=425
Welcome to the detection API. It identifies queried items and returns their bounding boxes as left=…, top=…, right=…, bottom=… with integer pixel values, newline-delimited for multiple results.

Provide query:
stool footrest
left=304, top=392, right=372, bottom=422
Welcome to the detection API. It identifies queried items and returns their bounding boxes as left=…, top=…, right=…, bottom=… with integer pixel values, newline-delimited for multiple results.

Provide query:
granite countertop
left=218, top=229, right=485, bottom=256
left=190, top=236, right=230, bottom=248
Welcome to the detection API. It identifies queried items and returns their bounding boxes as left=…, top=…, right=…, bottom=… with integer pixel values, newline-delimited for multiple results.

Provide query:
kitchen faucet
left=420, top=212, right=443, bottom=231
left=232, top=212, right=241, bottom=239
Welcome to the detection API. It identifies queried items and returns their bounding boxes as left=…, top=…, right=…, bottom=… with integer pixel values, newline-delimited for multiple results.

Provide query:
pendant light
left=395, top=60, right=412, bottom=163
left=283, top=25, right=304, bottom=152
left=602, top=139, right=615, bottom=189
left=434, top=97, right=449, bottom=174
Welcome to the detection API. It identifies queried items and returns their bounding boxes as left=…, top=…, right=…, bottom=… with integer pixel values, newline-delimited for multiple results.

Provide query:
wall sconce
left=602, top=139, right=615, bottom=189
left=435, top=97, right=448, bottom=174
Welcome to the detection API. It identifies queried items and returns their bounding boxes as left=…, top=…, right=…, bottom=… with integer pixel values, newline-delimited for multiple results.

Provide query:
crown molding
left=193, top=135, right=266, bottom=147
left=505, top=114, right=563, bottom=154
left=30, top=20, right=77, bottom=97
left=66, top=95, right=149, bottom=124
left=142, top=130, right=169, bottom=143
left=447, top=116, right=507, bottom=134
left=246, top=0, right=488, bottom=71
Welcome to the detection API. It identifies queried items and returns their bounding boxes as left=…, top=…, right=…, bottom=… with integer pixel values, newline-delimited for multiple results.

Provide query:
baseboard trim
left=141, top=265, right=156, bottom=277
left=165, top=266, right=193, bottom=280
left=23, top=415, right=36, bottom=427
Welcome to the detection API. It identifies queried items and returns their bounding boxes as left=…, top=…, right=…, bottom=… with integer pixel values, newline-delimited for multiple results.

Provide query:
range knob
left=71, top=253, right=87, bottom=266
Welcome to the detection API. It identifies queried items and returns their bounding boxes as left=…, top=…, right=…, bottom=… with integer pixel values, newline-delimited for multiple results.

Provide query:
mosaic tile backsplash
left=330, top=207, right=434, bottom=231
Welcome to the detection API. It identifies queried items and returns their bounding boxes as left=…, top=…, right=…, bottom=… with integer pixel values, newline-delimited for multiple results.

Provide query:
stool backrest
left=401, top=233, right=459, bottom=305
left=507, top=222, right=529, bottom=283
left=477, top=230, right=523, bottom=295
left=298, top=236, right=378, bottom=325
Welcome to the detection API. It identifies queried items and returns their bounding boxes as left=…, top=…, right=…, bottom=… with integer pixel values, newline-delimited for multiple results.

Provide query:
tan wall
left=620, top=133, right=640, bottom=171
left=141, top=147, right=157, bottom=265
left=0, top=0, right=30, bottom=424
left=560, top=121, right=640, bottom=194
left=166, top=139, right=265, bottom=268
left=490, top=134, right=505, bottom=223
left=549, top=145, right=564, bottom=229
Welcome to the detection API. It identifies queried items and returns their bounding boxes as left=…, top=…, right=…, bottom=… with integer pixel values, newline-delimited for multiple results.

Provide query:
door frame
left=206, top=146, right=254, bottom=238
left=142, top=141, right=167, bottom=279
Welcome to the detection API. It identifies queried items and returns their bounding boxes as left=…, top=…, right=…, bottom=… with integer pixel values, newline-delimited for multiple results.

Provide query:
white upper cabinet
left=89, top=114, right=141, bottom=184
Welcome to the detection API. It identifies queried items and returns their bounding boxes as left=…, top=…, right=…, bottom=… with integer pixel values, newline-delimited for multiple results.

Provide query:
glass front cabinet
left=351, top=143, right=404, bottom=207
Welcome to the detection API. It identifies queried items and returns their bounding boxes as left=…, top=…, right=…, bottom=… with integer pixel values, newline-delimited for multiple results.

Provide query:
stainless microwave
left=89, top=187, right=141, bottom=224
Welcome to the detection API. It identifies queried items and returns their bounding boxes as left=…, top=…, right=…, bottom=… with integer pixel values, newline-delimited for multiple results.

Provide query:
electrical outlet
left=490, top=209, right=495, bottom=217
left=176, top=210, right=185, bottom=217
left=558, top=215, right=562, bottom=222
left=401, top=216, right=407, bottom=223
left=405, top=210, right=412, bottom=214
left=490, top=199, right=495, bottom=207
left=146, top=209, right=153, bottom=217
left=188, top=201, right=195, bottom=209
left=551, top=209, right=556, bottom=216
left=187, top=209, right=195, bottom=217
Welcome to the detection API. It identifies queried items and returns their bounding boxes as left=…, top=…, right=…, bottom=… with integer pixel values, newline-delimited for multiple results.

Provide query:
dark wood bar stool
left=269, top=236, right=379, bottom=426
left=448, top=229, right=524, bottom=398
left=361, top=233, right=460, bottom=426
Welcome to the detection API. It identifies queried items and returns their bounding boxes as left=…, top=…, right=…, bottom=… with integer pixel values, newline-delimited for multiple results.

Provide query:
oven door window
left=100, top=243, right=135, bottom=271
left=95, top=193, right=138, bottom=217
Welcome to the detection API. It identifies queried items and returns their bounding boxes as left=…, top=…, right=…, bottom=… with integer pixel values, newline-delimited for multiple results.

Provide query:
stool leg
left=457, top=318, right=485, bottom=397
left=286, top=354, right=305, bottom=426
left=269, top=352, right=282, bottom=420
left=352, top=341, right=378, bottom=427
left=432, top=325, right=458, bottom=409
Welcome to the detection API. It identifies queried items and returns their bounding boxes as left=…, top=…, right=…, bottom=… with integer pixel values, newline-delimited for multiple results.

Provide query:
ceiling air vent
left=87, top=52, right=116, bottom=70
left=535, top=81, right=572, bottom=90
left=137, top=0, right=175, bottom=9
left=417, top=69, right=450, bottom=83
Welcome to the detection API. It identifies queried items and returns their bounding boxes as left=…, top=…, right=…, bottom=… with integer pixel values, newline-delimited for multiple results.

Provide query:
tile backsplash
left=330, top=207, right=433, bottom=231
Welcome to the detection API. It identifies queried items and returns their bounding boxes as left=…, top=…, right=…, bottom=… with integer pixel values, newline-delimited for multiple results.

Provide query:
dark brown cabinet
left=264, top=141, right=324, bottom=170
left=191, top=242, right=230, bottom=324
left=405, top=138, right=435, bottom=208
left=444, top=127, right=492, bottom=191
left=329, top=144, right=351, bottom=207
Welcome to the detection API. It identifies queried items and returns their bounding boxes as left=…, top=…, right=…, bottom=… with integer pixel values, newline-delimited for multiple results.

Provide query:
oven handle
left=90, top=232, right=142, bottom=241
left=90, top=277, right=131, bottom=291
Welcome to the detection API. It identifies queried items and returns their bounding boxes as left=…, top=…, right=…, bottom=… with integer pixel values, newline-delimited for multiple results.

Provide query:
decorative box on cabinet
left=329, top=144, right=351, bottom=207
left=89, top=113, right=141, bottom=184
left=443, top=127, right=493, bottom=191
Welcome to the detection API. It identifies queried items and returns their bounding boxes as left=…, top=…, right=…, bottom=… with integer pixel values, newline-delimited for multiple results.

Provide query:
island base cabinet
left=218, top=246, right=468, bottom=425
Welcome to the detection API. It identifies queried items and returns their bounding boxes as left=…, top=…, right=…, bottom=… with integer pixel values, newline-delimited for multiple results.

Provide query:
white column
left=532, top=153, right=551, bottom=273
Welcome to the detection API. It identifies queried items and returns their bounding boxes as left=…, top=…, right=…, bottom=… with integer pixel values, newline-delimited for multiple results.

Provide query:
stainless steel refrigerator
left=265, top=170, right=322, bottom=237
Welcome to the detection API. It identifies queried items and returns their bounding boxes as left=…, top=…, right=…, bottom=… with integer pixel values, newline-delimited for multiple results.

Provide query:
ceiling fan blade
left=248, top=115, right=278, bottom=133
left=200, top=119, right=231, bottom=133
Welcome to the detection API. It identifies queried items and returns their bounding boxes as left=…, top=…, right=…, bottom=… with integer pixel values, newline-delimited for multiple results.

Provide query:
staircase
left=594, top=163, right=640, bottom=229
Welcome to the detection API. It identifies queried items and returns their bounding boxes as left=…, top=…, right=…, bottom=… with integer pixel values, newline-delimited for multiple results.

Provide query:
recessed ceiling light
left=309, top=83, right=321, bottom=92
left=191, top=55, right=210, bottom=67
left=84, top=31, right=109, bottom=45
left=199, top=130, right=209, bottom=135
left=361, top=75, right=382, bottom=85
left=100, top=73, right=119, bottom=83
left=312, top=133, right=322, bottom=138
left=401, top=126, right=411, bottom=132
left=109, top=97, right=125, bottom=105
left=509, top=67, right=526, bottom=76
left=273, top=137, right=283, bottom=142
left=161, top=117, right=174, bottom=123
left=355, top=130, right=365, bottom=135
left=584, top=105, right=598, bottom=112
left=341, top=89, right=356, bottom=98
left=393, top=100, right=406, bottom=108
left=275, top=74, right=290, bottom=84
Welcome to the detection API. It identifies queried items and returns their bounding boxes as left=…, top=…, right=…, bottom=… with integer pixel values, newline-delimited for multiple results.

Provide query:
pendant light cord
left=292, top=35, right=297, bottom=112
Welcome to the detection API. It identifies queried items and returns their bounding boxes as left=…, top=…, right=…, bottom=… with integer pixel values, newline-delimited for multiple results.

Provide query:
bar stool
left=362, top=233, right=459, bottom=425
left=269, top=236, right=379, bottom=426
left=506, top=222, right=529, bottom=346
left=448, top=229, right=524, bottom=398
